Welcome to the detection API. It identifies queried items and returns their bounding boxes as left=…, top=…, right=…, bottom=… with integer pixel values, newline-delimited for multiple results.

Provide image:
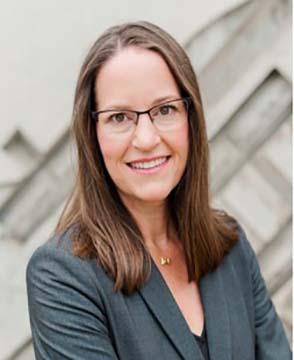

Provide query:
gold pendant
left=160, top=257, right=171, bottom=265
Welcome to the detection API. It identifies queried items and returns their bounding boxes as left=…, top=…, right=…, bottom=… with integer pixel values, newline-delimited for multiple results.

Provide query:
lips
left=127, top=156, right=171, bottom=170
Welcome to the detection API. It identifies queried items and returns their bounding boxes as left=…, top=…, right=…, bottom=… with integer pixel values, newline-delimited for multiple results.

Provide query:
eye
left=110, top=112, right=128, bottom=123
left=158, top=104, right=176, bottom=116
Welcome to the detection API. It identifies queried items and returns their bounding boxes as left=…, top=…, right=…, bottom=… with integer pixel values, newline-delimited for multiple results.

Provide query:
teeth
left=130, top=157, right=168, bottom=169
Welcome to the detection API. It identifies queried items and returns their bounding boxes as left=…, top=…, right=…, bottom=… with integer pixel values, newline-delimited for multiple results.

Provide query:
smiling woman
left=26, top=21, right=291, bottom=360
left=95, top=46, right=189, bottom=204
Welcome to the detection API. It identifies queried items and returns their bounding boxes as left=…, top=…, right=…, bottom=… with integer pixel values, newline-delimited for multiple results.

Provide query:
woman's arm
left=26, top=238, right=119, bottom=360
left=238, top=225, right=292, bottom=359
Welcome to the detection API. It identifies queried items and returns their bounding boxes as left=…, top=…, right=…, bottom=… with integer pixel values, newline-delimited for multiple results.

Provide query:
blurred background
left=0, top=0, right=292, bottom=358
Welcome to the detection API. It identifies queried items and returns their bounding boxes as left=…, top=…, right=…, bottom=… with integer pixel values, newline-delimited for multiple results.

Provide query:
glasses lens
left=150, top=99, right=188, bottom=130
left=99, top=111, right=137, bottom=134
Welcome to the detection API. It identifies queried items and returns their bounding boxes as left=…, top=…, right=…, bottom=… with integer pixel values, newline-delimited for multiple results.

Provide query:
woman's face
left=95, top=46, right=189, bottom=206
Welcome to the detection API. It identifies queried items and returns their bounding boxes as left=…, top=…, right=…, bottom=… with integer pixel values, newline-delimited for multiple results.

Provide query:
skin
left=95, top=46, right=189, bottom=251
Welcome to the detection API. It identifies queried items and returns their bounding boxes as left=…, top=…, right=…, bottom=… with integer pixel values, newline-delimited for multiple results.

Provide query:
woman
left=26, top=21, right=291, bottom=359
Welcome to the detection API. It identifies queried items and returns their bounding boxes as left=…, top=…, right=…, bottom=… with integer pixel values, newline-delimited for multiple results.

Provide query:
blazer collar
left=138, top=259, right=231, bottom=360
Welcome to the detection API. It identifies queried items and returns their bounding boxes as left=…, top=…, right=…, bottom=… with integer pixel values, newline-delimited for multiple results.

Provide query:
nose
left=131, top=113, right=161, bottom=150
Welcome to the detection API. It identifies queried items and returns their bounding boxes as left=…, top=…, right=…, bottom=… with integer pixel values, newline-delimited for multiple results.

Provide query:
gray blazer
left=26, top=225, right=291, bottom=360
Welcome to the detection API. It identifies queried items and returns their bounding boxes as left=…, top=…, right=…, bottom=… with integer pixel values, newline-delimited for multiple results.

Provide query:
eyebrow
left=99, top=95, right=180, bottom=111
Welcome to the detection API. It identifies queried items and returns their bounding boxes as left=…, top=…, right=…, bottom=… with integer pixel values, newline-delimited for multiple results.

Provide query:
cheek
left=97, top=131, right=127, bottom=173
left=97, top=133, right=113, bottom=161
left=171, top=122, right=189, bottom=162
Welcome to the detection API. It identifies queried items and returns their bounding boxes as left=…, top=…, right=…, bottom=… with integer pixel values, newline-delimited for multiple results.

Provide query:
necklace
left=159, top=245, right=182, bottom=265
left=146, top=237, right=182, bottom=266
left=160, top=256, right=172, bottom=265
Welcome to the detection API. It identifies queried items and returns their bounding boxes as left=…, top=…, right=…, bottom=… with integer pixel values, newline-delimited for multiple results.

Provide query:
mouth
left=126, top=156, right=171, bottom=171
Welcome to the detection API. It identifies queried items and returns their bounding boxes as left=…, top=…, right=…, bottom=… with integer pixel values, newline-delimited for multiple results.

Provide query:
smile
left=129, top=156, right=168, bottom=169
left=126, top=156, right=171, bottom=174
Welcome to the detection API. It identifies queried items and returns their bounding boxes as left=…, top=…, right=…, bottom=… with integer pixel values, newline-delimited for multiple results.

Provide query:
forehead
left=95, top=46, right=180, bottom=109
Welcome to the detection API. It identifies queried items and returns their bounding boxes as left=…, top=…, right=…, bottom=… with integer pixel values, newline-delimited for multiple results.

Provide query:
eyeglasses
left=91, top=97, right=191, bottom=134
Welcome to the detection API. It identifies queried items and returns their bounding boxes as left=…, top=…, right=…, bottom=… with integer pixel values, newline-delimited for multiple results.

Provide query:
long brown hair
left=55, top=21, right=238, bottom=295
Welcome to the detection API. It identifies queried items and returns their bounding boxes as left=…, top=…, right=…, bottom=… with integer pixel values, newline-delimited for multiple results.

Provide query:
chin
left=133, top=188, right=172, bottom=203
left=118, top=183, right=175, bottom=205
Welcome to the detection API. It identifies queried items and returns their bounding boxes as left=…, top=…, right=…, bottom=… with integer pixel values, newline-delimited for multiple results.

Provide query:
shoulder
left=224, top=222, right=257, bottom=265
left=221, top=222, right=261, bottom=286
left=26, top=228, right=114, bottom=302
left=27, top=228, right=93, bottom=278
left=220, top=221, right=273, bottom=309
left=26, top=230, right=123, bottom=359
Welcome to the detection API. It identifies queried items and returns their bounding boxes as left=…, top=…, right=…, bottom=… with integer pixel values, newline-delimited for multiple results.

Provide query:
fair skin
left=95, top=46, right=204, bottom=336
left=95, top=46, right=188, bottom=248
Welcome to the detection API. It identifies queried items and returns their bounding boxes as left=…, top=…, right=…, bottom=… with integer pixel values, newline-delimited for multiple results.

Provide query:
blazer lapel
left=138, top=258, right=232, bottom=360
left=200, top=265, right=232, bottom=360
left=138, top=259, right=204, bottom=360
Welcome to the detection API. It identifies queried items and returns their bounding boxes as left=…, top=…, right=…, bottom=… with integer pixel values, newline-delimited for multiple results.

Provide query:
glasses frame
left=90, top=97, right=192, bottom=125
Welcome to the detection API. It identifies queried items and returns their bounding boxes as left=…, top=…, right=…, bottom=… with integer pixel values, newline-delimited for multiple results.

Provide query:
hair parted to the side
left=55, top=21, right=239, bottom=295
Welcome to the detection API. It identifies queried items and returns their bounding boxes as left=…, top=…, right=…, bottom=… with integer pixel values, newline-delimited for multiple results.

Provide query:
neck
left=119, top=194, right=175, bottom=250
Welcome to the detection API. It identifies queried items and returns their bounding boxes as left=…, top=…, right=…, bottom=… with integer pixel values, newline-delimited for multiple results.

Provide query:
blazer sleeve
left=26, top=240, right=119, bottom=360
left=238, top=225, right=292, bottom=359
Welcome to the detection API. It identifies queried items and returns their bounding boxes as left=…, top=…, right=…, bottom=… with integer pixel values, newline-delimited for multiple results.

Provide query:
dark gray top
left=193, top=324, right=210, bottom=360
left=26, top=224, right=291, bottom=359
